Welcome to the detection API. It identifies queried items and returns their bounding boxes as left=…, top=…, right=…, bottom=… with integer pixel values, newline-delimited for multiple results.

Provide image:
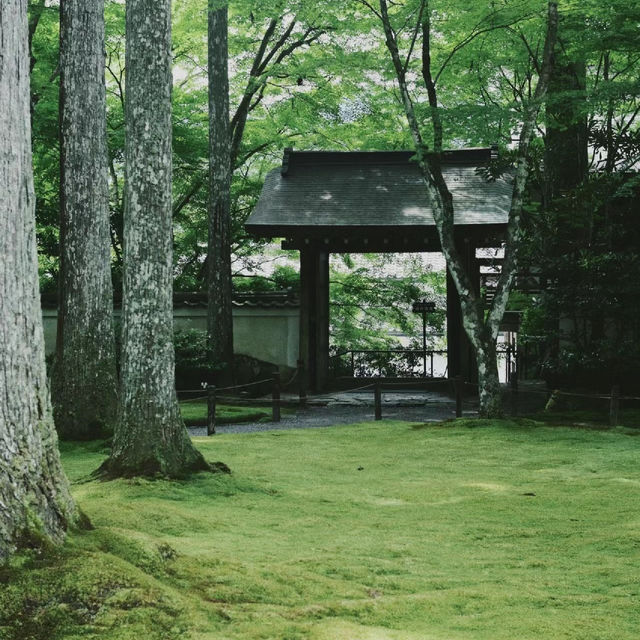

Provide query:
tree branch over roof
left=229, top=15, right=326, bottom=166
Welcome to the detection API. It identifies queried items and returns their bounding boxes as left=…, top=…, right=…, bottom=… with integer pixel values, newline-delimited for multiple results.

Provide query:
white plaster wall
left=233, top=307, right=299, bottom=368
left=42, top=306, right=300, bottom=368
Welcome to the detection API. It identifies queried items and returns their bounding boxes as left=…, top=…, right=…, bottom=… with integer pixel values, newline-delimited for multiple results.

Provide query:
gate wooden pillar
left=299, top=247, right=330, bottom=392
left=446, top=235, right=480, bottom=382
left=315, top=249, right=330, bottom=391
left=299, top=247, right=317, bottom=391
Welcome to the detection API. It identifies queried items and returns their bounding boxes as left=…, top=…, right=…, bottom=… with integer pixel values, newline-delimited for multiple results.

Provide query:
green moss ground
left=179, top=401, right=271, bottom=426
left=2, top=419, right=639, bottom=639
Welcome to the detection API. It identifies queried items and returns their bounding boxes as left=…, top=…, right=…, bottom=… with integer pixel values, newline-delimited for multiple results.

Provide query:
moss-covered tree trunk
left=99, top=0, right=208, bottom=477
left=207, top=3, right=234, bottom=381
left=53, top=0, right=119, bottom=440
left=0, top=0, right=77, bottom=562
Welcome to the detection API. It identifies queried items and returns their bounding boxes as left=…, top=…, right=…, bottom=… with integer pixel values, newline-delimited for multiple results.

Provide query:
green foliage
left=232, top=264, right=300, bottom=295
left=519, top=173, right=640, bottom=390
left=3, top=421, right=640, bottom=638
left=330, top=254, right=446, bottom=352
left=173, top=329, right=222, bottom=390
left=174, top=329, right=213, bottom=372
left=30, top=0, right=62, bottom=292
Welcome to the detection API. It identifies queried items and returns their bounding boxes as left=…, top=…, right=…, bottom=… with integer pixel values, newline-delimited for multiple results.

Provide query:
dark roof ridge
left=40, top=290, right=300, bottom=310
left=281, top=146, right=498, bottom=175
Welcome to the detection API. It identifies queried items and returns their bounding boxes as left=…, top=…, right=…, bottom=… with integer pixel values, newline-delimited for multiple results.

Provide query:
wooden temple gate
left=246, top=148, right=512, bottom=392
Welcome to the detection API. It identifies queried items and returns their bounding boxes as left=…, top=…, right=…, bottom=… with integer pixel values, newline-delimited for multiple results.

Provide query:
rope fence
left=180, top=362, right=638, bottom=435
left=460, top=379, right=640, bottom=402
left=180, top=377, right=272, bottom=396
left=179, top=395, right=208, bottom=404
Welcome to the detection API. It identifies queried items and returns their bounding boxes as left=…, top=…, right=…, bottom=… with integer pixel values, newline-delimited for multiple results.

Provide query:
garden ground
left=1, top=418, right=639, bottom=639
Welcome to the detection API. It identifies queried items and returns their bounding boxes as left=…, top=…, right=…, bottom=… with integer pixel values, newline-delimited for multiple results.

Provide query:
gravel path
left=188, top=390, right=471, bottom=436
left=186, top=383, right=550, bottom=437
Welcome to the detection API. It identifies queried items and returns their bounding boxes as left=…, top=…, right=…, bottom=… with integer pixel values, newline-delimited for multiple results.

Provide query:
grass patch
left=180, top=401, right=271, bottom=426
left=3, top=419, right=640, bottom=639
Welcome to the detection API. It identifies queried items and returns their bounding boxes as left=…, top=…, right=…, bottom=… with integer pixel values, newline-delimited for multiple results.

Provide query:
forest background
left=29, top=0, right=640, bottom=388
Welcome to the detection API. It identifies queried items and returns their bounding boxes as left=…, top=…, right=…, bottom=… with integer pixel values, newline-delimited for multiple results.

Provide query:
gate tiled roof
left=246, top=148, right=513, bottom=237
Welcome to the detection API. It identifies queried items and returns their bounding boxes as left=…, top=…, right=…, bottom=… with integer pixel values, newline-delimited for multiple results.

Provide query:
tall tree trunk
left=208, top=3, right=234, bottom=381
left=53, top=0, right=119, bottom=440
left=0, top=0, right=77, bottom=562
left=544, top=47, right=588, bottom=201
left=99, top=0, right=209, bottom=477
left=543, top=28, right=589, bottom=359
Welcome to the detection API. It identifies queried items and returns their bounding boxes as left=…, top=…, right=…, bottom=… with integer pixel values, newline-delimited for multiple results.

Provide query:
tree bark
left=99, top=0, right=209, bottom=477
left=208, top=3, right=234, bottom=380
left=0, top=0, right=77, bottom=562
left=53, top=0, right=119, bottom=440
left=475, top=338, right=502, bottom=418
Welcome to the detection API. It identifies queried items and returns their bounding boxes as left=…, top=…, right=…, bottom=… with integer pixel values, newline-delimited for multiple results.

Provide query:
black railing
left=332, top=347, right=520, bottom=381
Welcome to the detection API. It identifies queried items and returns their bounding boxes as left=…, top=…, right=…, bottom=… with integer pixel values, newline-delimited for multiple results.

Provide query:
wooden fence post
left=510, top=363, right=518, bottom=416
left=272, top=371, right=281, bottom=422
left=207, top=385, right=216, bottom=436
left=297, top=359, right=307, bottom=407
left=374, top=381, right=382, bottom=421
left=510, top=362, right=518, bottom=392
left=610, top=384, right=620, bottom=427
left=455, top=376, right=463, bottom=418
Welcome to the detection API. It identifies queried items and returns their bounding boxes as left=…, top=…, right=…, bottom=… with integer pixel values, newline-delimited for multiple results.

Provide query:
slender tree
left=99, top=0, right=209, bottom=477
left=374, top=0, right=558, bottom=416
left=208, top=0, right=234, bottom=380
left=53, top=0, right=119, bottom=439
left=205, top=4, right=326, bottom=379
left=0, top=0, right=77, bottom=561
left=545, top=27, right=588, bottom=201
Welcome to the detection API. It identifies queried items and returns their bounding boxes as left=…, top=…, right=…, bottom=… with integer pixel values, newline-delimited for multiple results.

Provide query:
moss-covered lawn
left=2, top=419, right=639, bottom=639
